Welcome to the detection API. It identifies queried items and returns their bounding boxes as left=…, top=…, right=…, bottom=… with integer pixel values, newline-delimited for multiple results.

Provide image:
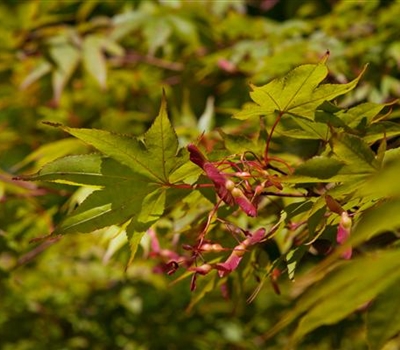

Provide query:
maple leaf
left=21, top=97, right=190, bottom=242
left=234, top=60, right=366, bottom=120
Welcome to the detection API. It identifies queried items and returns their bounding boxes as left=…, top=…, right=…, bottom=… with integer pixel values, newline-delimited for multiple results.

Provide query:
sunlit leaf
left=358, top=158, right=400, bottom=199
left=284, top=162, right=367, bottom=184
left=331, top=132, right=379, bottom=173
left=234, top=62, right=365, bottom=120
left=290, top=249, right=400, bottom=344
left=137, top=188, right=166, bottom=223
left=53, top=179, right=156, bottom=235
left=266, top=249, right=400, bottom=343
left=20, top=60, right=52, bottom=90
left=11, top=138, right=86, bottom=173
left=21, top=97, right=190, bottom=238
left=21, top=154, right=143, bottom=187
left=336, top=102, right=390, bottom=128
left=48, top=36, right=80, bottom=104
left=366, top=278, right=400, bottom=350
left=286, top=246, right=308, bottom=281
left=144, top=17, right=172, bottom=55
left=125, top=220, right=147, bottom=267
left=293, top=157, right=346, bottom=179
left=350, top=198, right=400, bottom=247
left=83, top=35, right=107, bottom=89
left=197, top=96, right=215, bottom=132
left=55, top=97, right=188, bottom=184
left=363, top=121, right=400, bottom=144
left=277, top=117, right=330, bottom=140
left=219, top=130, right=263, bottom=154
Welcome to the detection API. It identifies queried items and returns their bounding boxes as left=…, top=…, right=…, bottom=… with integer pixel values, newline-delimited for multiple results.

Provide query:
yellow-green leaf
left=235, top=62, right=366, bottom=120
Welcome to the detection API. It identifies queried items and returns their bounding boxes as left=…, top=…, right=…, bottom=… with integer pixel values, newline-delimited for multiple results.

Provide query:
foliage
left=1, top=1, right=400, bottom=349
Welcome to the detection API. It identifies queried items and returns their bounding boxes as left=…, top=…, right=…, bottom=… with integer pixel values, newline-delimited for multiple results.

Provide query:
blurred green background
left=1, top=1, right=400, bottom=349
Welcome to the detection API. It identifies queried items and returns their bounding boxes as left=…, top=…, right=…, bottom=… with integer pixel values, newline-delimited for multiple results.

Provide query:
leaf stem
left=168, top=183, right=214, bottom=189
left=261, top=191, right=319, bottom=198
left=264, top=111, right=284, bottom=165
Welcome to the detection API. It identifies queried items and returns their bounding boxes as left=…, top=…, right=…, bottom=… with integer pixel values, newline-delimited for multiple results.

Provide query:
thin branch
left=14, top=236, right=62, bottom=269
left=262, top=191, right=319, bottom=198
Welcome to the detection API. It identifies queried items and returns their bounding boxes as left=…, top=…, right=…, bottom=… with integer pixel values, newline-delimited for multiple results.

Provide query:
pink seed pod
left=217, top=58, right=237, bottom=73
left=216, top=228, right=265, bottom=277
left=203, top=163, right=236, bottom=206
left=189, top=263, right=213, bottom=275
left=243, top=228, right=266, bottom=246
left=188, top=143, right=258, bottom=216
left=231, top=187, right=258, bottom=217
left=216, top=253, right=243, bottom=277
left=235, top=171, right=252, bottom=178
left=200, top=243, right=224, bottom=252
left=187, top=143, right=207, bottom=168
left=336, top=211, right=352, bottom=259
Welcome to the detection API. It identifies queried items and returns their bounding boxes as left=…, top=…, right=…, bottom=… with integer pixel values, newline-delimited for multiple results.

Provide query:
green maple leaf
left=52, top=96, right=186, bottom=184
left=234, top=59, right=366, bottom=120
left=22, top=97, right=190, bottom=241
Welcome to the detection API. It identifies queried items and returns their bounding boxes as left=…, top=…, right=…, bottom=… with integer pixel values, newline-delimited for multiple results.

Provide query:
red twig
left=264, top=111, right=284, bottom=165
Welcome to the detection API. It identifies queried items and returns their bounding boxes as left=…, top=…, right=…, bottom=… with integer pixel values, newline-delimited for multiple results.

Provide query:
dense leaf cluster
left=23, top=56, right=400, bottom=347
left=1, top=1, right=400, bottom=349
